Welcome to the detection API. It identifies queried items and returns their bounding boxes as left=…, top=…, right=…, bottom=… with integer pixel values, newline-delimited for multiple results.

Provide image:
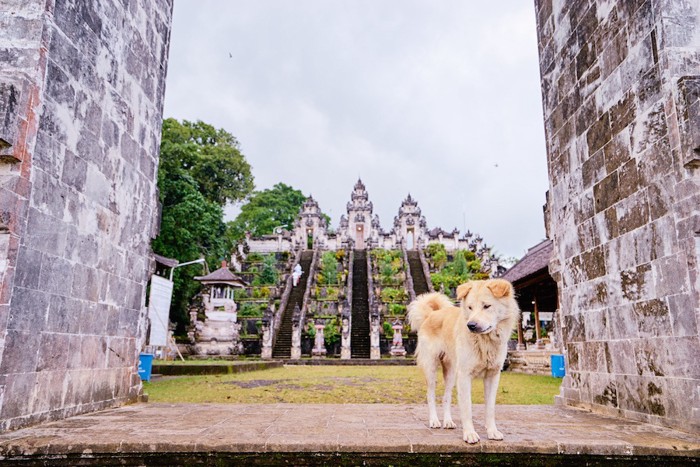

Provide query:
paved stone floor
left=0, top=403, right=697, bottom=464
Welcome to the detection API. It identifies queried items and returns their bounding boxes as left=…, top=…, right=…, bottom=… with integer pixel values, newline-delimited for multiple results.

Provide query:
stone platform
left=0, top=404, right=697, bottom=465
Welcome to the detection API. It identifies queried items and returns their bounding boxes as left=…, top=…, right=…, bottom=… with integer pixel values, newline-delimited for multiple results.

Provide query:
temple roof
left=153, top=253, right=178, bottom=268
left=194, top=264, right=247, bottom=286
left=501, top=239, right=553, bottom=284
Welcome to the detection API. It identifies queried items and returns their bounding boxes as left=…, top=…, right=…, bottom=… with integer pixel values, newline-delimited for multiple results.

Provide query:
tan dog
left=407, top=279, right=519, bottom=443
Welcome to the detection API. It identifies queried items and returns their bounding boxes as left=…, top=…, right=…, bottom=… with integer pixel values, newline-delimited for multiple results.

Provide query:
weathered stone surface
left=537, top=0, right=700, bottom=433
left=0, top=403, right=697, bottom=462
left=0, top=0, right=172, bottom=431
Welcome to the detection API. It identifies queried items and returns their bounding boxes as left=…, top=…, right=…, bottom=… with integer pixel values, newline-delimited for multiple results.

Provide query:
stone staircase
left=272, top=251, right=313, bottom=359
left=350, top=250, right=370, bottom=358
left=407, top=250, right=429, bottom=296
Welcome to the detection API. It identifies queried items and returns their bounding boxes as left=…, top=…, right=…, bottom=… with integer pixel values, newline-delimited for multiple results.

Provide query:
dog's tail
left=407, top=292, right=454, bottom=332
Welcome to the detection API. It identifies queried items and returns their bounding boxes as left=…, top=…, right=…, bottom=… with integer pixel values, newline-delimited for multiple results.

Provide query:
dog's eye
left=468, top=306, right=472, bottom=310
left=483, top=304, right=491, bottom=309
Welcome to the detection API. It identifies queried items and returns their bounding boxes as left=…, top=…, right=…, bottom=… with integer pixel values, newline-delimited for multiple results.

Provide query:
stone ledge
left=0, top=403, right=696, bottom=465
left=152, top=360, right=283, bottom=376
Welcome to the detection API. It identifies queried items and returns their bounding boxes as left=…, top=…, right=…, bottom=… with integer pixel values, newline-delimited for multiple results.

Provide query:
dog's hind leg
left=441, top=359, right=457, bottom=429
left=483, top=370, right=503, bottom=440
left=457, top=369, right=479, bottom=443
left=420, top=357, right=441, bottom=428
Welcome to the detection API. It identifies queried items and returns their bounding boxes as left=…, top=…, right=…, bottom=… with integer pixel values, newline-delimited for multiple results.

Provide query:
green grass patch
left=144, top=366, right=561, bottom=405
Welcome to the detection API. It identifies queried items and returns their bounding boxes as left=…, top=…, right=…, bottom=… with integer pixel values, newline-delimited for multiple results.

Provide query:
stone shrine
left=190, top=262, right=247, bottom=355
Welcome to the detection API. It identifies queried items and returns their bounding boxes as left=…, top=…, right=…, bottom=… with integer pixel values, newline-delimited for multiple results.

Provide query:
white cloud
left=164, top=0, right=549, bottom=259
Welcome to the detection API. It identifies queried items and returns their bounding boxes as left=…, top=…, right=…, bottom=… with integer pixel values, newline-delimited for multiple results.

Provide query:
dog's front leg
left=483, top=370, right=503, bottom=440
left=425, top=367, right=441, bottom=428
left=457, top=370, right=479, bottom=443
left=441, top=363, right=457, bottom=429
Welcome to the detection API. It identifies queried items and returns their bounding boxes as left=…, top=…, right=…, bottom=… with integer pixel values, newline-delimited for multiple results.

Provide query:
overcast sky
left=163, top=0, right=549, bottom=260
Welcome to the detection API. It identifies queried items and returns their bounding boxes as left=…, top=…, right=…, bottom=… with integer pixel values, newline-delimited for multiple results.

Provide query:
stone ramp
left=0, top=404, right=697, bottom=465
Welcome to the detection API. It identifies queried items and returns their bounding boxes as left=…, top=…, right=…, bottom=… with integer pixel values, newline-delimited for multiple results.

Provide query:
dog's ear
left=486, top=279, right=513, bottom=298
left=456, top=282, right=474, bottom=300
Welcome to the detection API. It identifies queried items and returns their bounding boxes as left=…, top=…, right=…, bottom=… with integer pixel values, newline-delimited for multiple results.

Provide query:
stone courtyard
left=0, top=402, right=697, bottom=464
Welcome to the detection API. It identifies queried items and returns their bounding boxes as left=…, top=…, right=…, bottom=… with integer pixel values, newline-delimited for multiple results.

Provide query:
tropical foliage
left=429, top=248, right=489, bottom=293
left=226, top=183, right=307, bottom=241
left=152, top=118, right=254, bottom=332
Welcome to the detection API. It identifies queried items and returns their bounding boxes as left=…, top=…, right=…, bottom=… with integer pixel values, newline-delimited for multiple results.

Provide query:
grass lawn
left=144, top=366, right=562, bottom=405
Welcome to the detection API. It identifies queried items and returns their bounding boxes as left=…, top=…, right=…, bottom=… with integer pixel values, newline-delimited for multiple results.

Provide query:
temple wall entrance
left=355, top=225, right=365, bottom=249
left=535, top=0, right=700, bottom=433
left=407, top=228, right=415, bottom=250
left=0, top=1, right=173, bottom=431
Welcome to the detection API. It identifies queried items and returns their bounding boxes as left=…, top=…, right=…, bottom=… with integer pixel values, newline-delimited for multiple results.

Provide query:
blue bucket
left=551, top=354, right=565, bottom=378
left=138, top=353, right=154, bottom=382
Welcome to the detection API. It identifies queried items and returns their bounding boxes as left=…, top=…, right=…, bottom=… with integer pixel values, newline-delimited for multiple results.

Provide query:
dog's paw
left=487, top=428, right=504, bottom=440
left=429, top=417, right=442, bottom=429
left=463, top=430, right=480, bottom=444
left=442, top=418, right=456, bottom=429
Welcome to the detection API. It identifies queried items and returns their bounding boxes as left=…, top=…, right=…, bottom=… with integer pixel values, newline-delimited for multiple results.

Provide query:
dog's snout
left=467, top=322, right=478, bottom=332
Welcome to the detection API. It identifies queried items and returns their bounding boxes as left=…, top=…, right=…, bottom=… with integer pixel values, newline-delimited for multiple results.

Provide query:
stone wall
left=535, top=0, right=700, bottom=432
left=0, top=0, right=172, bottom=431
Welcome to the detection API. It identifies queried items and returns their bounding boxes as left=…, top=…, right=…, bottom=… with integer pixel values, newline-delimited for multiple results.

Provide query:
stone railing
left=368, top=249, right=380, bottom=359
left=290, top=248, right=319, bottom=359
left=341, top=249, right=354, bottom=359
left=261, top=248, right=302, bottom=359
left=401, top=244, right=417, bottom=302
left=418, top=248, right=435, bottom=293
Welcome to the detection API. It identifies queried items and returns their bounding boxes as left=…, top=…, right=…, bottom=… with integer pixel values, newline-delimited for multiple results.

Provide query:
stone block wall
left=535, top=0, right=700, bottom=432
left=0, top=0, right=172, bottom=431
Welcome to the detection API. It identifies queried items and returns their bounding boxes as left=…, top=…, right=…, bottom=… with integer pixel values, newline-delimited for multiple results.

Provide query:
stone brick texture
left=0, top=0, right=172, bottom=431
left=535, top=0, right=700, bottom=432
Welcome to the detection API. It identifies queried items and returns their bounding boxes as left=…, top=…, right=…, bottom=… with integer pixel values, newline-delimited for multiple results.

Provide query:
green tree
left=226, top=183, right=308, bottom=240
left=254, top=255, right=278, bottom=286
left=319, top=251, right=339, bottom=285
left=159, top=118, right=254, bottom=205
left=152, top=119, right=254, bottom=332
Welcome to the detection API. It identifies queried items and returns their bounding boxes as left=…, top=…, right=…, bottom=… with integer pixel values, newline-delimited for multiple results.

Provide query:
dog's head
left=456, top=279, right=516, bottom=335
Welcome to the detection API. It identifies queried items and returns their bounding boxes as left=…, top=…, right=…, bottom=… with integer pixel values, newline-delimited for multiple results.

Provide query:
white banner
left=148, top=275, right=174, bottom=346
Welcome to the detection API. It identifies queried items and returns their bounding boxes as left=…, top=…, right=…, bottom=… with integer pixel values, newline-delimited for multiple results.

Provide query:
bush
left=313, top=286, right=339, bottom=301
left=247, top=252, right=264, bottom=263
left=318, top=251, right=340, bottom=285
left=234, top=288, right=250, bottom=300
left=371, top=249, right=403, bottom=286
left=251, top=286, right=271, bottom=299
left=388, top=303, right=406, bottom=316
left=253, top=255, right=278, bottom=286
left=380, top=288, right=407, bottom=303
left=239, top=302, right=264, bottom=317
left=382, top=321, right=394, bottom=338
left=306, top=320, right=316, bottom=338
left=425, top=244, right=448, bottom=270
left=324, top=319, right=341, bottom=345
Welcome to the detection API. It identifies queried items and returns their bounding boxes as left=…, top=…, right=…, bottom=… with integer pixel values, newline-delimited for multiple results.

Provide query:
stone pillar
left=533, top=297, right=544, bottom=350
left=535, top=0, right=700, bottom=432
left=390, top=321, right=406, bottom=358
left=261, top=306, right=273, bottom=359
left=0, top=1, right=173, bottom=431
left=340, top=301, right=351, bottom=360
left=312, top=322, right=326, bottom=358
left=370, top=304, right=381, bottom=360
left=516, top=316, right=526, bottom=351
left=290, top=304, right=301, bottom=360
